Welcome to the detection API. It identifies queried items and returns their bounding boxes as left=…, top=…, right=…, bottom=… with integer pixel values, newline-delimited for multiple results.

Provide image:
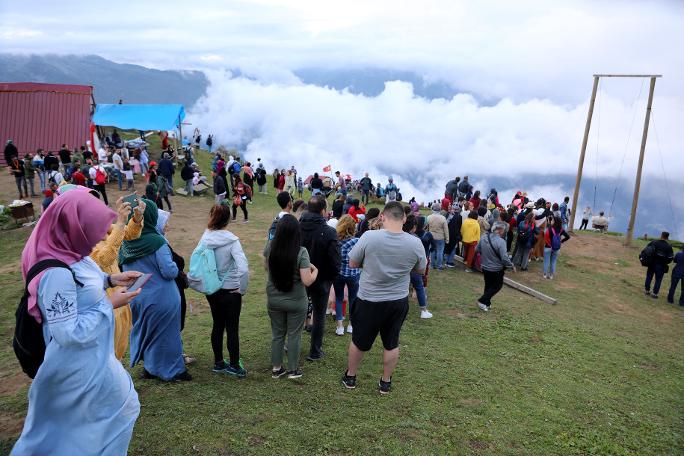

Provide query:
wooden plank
left=592, top=74, right=662, bottom=78
left=451, top=255, right=557, bottom=305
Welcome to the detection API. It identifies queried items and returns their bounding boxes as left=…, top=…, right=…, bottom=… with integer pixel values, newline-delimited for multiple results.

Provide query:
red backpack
left=95, top=167, right=106, bottom=185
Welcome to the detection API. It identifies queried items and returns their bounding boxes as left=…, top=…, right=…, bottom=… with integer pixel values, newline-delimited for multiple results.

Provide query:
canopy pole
left=625, top=76, right=657, bottom=246
left=176, top=116, right=183, bottom=165
left=569, top=75, right=599, bottom=234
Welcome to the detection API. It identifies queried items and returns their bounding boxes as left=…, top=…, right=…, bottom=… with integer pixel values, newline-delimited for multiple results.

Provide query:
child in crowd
left=123, top=159, right=134, bottom=190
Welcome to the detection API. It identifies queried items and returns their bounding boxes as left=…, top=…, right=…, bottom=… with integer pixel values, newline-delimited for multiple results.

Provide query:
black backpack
left=639, top=242, right=656, bottom=267
left=13, top=259, right=81, bottom=379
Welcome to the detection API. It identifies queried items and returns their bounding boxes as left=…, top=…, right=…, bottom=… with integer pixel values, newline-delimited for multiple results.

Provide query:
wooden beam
left=452, top=255, right=557, bottom=305
left=569, top=75, right=599, bottom=233
left=592, top=74, right=662, bottom=78
left=625, top=76, right=657, bottom=246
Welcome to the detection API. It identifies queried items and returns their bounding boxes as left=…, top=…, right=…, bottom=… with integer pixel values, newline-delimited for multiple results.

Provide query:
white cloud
left=190, top=71, right=683, bottom=204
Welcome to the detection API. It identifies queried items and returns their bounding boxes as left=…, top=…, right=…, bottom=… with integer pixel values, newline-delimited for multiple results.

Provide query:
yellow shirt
left=90, top=217, right=143, bottom=361
left=91, top=217, right=144, bottom=276
left=461, top=218, right=481, bottom=244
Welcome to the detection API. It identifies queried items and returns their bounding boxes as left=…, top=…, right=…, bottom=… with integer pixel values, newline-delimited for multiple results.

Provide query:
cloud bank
left=190, top=71, right=682, bottom=202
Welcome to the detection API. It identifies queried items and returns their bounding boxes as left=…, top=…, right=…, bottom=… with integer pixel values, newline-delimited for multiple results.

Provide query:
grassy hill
left=0, top=148, right=682, bottom=455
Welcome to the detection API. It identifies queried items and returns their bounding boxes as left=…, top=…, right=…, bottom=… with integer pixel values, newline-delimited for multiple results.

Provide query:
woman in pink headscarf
left=12, top=191, right=142, bottom=456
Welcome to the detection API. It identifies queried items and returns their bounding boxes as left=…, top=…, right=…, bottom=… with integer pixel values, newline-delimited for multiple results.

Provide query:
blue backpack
left=550, top=228, right=562, bottom=251
left=187, top=243, right=224, bottom=295
left=231, top=162, right=242, bottom=175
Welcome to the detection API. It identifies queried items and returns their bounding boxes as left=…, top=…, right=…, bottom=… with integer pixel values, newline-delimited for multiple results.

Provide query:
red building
left=0, top=82, right=94, bottom=165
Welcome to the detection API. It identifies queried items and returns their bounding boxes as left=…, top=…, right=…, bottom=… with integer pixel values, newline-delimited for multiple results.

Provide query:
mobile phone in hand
left=123, top=193, right=137, bottom=205
left=127, top=273, right=152, bottom=293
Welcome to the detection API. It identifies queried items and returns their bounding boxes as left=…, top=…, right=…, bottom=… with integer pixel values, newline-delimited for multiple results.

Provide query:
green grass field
left=0, top=143, right=682, bottom=455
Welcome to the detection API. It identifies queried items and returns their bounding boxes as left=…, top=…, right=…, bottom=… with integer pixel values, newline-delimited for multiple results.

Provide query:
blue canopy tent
left=93, top=104, right=185, bottom=131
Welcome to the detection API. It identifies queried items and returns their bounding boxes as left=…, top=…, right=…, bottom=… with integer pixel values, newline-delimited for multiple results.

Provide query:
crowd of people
left=5, top=134, right=682, bottom=454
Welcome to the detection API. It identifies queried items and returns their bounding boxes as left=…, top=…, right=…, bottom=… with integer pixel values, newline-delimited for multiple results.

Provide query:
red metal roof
left=0, top=82, right=93, bottom=165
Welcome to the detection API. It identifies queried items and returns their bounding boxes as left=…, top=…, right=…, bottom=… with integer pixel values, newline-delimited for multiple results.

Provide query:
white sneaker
left=326, top=308, right=333, bottom=315
left=477, top=302, right=489, bottom=312
left=543, top=274, right=548, bottom=279
left=549, top=274, right=554, bottom=280
left=346, top=325, right=353, bottom=334
left=420, top=309, right=433, bottom=319
left=335, top=326, right=345, bottom=336
left=465, top=268, right=473, bottom=273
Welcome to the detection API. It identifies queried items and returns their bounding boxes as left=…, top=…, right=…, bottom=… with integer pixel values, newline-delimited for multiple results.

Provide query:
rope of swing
left=608, top=79, right=646, bottom=218
left=651, top=110, right=679, bottom=238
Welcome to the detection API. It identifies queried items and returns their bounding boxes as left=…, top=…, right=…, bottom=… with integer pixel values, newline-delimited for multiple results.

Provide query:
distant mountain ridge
left=0, top=54, right=209, bottom=108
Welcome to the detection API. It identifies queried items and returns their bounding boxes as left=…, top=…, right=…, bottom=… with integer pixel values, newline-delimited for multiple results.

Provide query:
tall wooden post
left=625, top=76, right=657, bottom=246
left=569, top=75, right=600, bottom=233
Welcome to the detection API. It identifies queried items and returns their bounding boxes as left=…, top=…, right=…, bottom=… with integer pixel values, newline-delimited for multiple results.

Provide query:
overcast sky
left=1, top=0, right=682, bottom=234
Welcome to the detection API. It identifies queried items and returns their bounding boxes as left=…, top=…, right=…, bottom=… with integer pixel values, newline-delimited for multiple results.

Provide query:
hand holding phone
left=127, top=273, right=152, bottom=293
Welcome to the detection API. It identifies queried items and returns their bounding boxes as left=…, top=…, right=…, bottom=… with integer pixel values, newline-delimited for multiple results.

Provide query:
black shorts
left=351, top=297, right=409, bottom=351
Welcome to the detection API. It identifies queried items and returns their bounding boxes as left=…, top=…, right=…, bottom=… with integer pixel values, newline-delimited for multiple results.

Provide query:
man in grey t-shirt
left=341, top=202, right=427, bottom=395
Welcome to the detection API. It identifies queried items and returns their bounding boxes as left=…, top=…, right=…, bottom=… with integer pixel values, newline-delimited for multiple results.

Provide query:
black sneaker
left=378, top=377, right=392, bottom=395
left=271, top=367, right=287, bottom=379
left=306, top=351, right=324, bottom=362
left=644, top=290, right=651, bottom=296
left=287, top=370, right=303, bottom=379
left=212, top=361, right=228, bottom=373
left=650, top=293, right=658, bottom=299
left=142, top=369, right=158, bottom=380
left=172, top=370, right=193, bottom=382
left=341, top=371, right=357, bottom=389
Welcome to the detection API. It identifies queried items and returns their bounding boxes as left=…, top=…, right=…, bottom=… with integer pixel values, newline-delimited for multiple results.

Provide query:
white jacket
left=199, top=229, right=249, bottom=294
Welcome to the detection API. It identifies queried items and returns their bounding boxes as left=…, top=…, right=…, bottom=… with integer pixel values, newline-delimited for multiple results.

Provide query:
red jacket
left=348, top=205, right=366, bottom=222
left=71, top=171, right=87, bottom=186
left=441, top=197, right=452, bottom=211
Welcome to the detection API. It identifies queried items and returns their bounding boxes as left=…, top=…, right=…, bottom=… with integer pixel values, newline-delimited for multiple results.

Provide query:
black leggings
left=232, top=203, right=248, bottom=220
left=579, top=219, right=589, bottom=230
left=206, top=289, right=242, bottom=366
left=93, top=184, right=109, bottom=205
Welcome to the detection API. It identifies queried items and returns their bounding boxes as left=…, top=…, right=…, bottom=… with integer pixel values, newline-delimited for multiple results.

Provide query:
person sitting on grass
left=341, top=202, right=427, bottom=395
left=264, top=214, right=318, bottom=379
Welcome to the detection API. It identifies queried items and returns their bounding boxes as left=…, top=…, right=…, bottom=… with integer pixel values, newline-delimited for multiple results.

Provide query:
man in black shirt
left=310, top=172, right=323, bottom=196
left=332, top=193, right=346, bottom=219
left=300, top=196, right=340, bottom=361
left=645, top=231, right=675, bottom=299
left=81, top=145, right=93, bottom=161
left=44, top=151, right=59, bottom=171
left=58, top=144, right=71, bottom=170
left=359, top=172, right=372, bottom=205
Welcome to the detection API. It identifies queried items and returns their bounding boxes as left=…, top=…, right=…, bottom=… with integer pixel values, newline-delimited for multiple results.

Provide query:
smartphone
left=127, top=273, right=152, bottom=293
left=123, top=193, right=137, bottom=205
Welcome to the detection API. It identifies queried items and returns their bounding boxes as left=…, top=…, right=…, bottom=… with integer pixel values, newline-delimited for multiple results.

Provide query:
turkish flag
left=323, top=165, right=331, bottom=172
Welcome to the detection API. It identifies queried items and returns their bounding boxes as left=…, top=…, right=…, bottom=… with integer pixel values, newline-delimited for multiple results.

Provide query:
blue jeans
left=543, top=247, right=559, bottom=275
left=38, top=171, right=46, bottom=191
left=410, top=272, right=427, bottom=308
left=445, top=242, right=460, bottom=265
left=332, top=275, right=359, bottom=321
left=115, top=169, right=123, bottom=190
left=431, top=239, right=445, bottom=269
